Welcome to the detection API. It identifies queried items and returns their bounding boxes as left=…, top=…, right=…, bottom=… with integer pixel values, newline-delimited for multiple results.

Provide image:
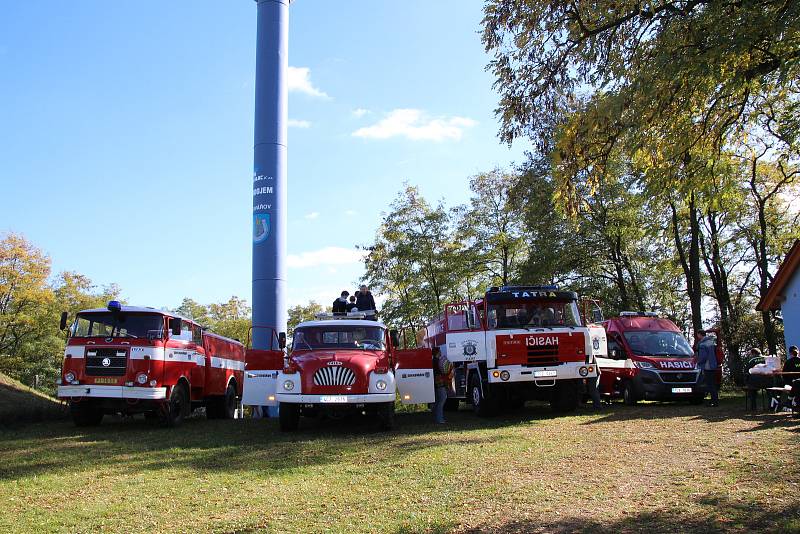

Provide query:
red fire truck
left=421, top=286, right=607, bottom=414
left=57, top=301, right=245, bottom=427
left=596, top=312, right=707, bottom=404
left=265, top=312, right=434, bottom=431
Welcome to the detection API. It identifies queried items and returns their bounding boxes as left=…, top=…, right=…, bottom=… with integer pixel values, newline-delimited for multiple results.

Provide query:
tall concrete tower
left=252, top=0, right=289, bottom=349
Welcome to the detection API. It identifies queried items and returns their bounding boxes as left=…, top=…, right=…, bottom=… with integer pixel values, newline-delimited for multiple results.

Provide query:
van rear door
left=395, top=348, right=435, bottom=404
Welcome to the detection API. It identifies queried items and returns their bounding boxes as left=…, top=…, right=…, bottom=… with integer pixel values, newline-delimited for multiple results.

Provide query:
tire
left=160, top=382, right=189, bottom=427
left=207, top=382, right=237, bottom=420
left=443, top=398, right=460, bottom=412
left=376, top=402, right=395, bottom=431
left=70, top=401, right=103, bottom=427
left=623, top=382, right=638, bottom=406
left=551, top=380, right=580, bottom=413
left=470, top=375, right=496, bottom=417
left=279, top=402, right=300, bottom=431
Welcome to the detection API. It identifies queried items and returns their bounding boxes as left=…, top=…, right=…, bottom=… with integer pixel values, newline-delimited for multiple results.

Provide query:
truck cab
left=597, top=312, right=703, bottom=404
left=57, top=301, right=244, bottom=426
left=272, top=313, right=434, bottom=431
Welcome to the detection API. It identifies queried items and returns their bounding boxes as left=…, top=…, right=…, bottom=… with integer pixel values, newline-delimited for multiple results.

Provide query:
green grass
left=0, top=397, right=798, bottom=533
left=0, top=372, right=66, bottom=426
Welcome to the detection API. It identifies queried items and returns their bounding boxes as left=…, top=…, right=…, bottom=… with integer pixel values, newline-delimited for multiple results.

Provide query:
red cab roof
left=605, top=316, right=681, bottom=333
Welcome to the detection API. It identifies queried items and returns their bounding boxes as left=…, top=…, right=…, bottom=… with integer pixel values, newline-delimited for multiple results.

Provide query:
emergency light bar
left=620, top=311, right=659, bottom=317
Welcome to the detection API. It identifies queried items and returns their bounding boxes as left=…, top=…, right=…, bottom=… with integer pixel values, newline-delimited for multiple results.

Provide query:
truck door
left=243, top=349, right=284, bottom=407
left=395, top=348, right=435, bottom=404
left=190, top=324, right=206, bottom=395
left=597, top=334, right=627, bottom=395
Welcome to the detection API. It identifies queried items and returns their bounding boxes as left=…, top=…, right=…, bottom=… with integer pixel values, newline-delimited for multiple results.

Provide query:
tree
left=483, top=0, right=800, bottom=211
left=460, top=169, right=528, bottom=286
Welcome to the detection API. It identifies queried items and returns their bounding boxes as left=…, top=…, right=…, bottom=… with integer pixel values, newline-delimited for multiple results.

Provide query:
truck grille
left=525, top=348, right=560, bottom=367
left=85, top=348, right=128, bottom=376
left=658, top=371, right=699, bottom=383
left=313, top=366, right=356, bottom=386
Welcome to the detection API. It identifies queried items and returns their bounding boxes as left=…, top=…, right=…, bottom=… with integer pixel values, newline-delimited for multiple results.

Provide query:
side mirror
left=169, top=318, right=181, bottom=336
left=591, top=307, right=604, bottom=324
left=278, top=332, right=287, bottom=350
left=390, top=329, right=400, bottom=348
left=610, top=349, right=617, bottom=359
left=59, top=312, right=69, bottom=331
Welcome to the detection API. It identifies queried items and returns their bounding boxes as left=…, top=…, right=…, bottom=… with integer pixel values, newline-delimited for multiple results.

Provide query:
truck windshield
left=71, top=313, right=164, bottom=339
left=623, top=331, right=694, bottom=357
left=292, top=326, right=385, bottom=351
left=487, top=301, right=582, bottom=329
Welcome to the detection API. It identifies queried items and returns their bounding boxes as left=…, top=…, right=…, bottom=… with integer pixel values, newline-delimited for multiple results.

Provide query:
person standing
left=432, top=349, right=453, bottom=424
left=346, top=295, right=358, bottom=313
left=332, top=291, right=349, bottom=315
left=355, top=285, right=377, bottom=320
left=696, top=330, right=720, bottom=407
left=587, top=368, right=603, bottom=409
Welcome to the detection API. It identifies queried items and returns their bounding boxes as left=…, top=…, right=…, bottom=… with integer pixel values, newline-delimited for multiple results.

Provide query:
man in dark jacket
left=346, top=295, right=358, bottom=312
left=355, top=285, right=377, bottom=320
left=332, top=291, right=349, bottom=315
left=696, top=330, right=720, bottom=407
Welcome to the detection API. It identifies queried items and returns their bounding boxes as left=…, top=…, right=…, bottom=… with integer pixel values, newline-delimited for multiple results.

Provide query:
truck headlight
left=282, top=380, right=295, bottom=391
left=635, top=361, right=654, bottom=370
left=136, top=372, right=148, bottom=385
left=64, top=372, right=76, bottom=384
left=579, top=366, right=589, bottom=377
left=500, top=371, right=510, bottom=381
left=376, top=379, right=387, bottom=391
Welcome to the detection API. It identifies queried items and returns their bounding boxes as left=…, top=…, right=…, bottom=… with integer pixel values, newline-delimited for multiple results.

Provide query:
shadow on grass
left=0, top=408, right=536, bottom=482
left=461, top=495, right=800, bottom=533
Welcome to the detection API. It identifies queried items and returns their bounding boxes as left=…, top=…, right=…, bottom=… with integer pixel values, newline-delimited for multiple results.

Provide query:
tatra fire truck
left=597, top=312, right=720, bottom=404
left=57, top=301, right=245, bottom=427
left=421, top=286, right=607, bottom=414
left=262, top=312, right=434, bottom=431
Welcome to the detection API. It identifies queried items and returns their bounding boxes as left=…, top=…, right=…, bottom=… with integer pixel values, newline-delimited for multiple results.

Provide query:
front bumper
left=487, top=362, right=597, bottom=384
left=57, top=385, right=168, bottom=400
left=632, top=371, right=701, bottom=400
left=275, top=393, right=396, bottom=404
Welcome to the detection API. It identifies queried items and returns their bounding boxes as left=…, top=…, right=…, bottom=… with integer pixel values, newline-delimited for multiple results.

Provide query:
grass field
left=0, top=397, right=798, bottom=533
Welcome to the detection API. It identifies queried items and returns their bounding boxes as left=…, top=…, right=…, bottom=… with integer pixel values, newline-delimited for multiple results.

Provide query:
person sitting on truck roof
left=346, top=295, right=358, bottom=312
left=355, top=285, right=377, bottom=319
left=332, top=291, right=349, bottom=315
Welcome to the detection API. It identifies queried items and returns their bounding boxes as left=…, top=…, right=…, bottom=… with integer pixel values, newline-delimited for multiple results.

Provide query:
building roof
left=757, top=240, right=800, bottom=311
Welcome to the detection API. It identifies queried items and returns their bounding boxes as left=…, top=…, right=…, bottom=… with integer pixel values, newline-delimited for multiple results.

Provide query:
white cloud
left=288, top=66, right=328, bottom=98
left=352, top=108, right=370, bottom=118
left=304, top=211, right=319, bottom=220
left=287, top=246, right=365, bottom=269
left=352, top=108, right=477, bottom=142
left=288, top=119, right=311, bottom=128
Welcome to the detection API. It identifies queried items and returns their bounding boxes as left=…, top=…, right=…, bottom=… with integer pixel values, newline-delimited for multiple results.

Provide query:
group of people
left=332, top=285, right=377, bottom=320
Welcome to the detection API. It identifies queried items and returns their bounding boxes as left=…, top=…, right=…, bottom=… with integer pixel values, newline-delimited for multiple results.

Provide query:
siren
left=107, top=300, right=122, bottom=313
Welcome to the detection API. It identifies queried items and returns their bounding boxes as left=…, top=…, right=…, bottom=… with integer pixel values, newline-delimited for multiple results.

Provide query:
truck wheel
left=161, top=382, right=189, bottom=427
left=376, top=402, right=395, bottom=431
left=443, top=398, right=460, bottom=412
left=221, top=382, right=237, bottom=419
left=551, top=380, right=579, bottom=413
left=279, top=402, right=300, bottom=431
left=623, top=382, right=638, bottom=406
left=70, top=400, right=103, bottom=427
left=470, top=375, right=496, bottom=416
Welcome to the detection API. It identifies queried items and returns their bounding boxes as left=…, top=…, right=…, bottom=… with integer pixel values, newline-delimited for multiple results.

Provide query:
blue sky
left=0, top=0, right=526, bottom=310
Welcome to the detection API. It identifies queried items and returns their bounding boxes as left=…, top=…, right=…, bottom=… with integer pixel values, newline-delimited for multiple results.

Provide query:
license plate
left=320, top=395, right=348, bottom=403
left=94, top=378, right=117, bottom=384
left=534, top=370, right=557, bottom=378
left=672, top=387, right=692, bottom=394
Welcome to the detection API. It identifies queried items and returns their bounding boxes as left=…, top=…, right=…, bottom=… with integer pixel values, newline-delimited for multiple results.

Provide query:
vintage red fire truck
left=421, top=286, right=607, bottom=414
left=265, top=312, right=434, bottom=431
left=57, top=301, right=245, bottom=427
left=596, top=312, right=708, bottom=404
